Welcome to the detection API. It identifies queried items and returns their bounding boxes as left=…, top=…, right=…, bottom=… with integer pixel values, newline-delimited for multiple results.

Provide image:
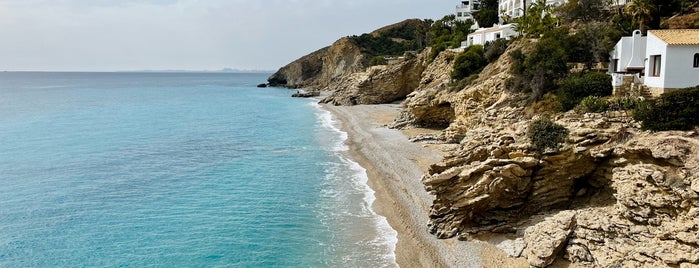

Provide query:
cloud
left=0, top=0, right=451, bottom=71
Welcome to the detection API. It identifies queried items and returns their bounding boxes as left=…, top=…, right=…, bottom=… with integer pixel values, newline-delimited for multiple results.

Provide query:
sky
left=0, top=0, right=453, bottom=72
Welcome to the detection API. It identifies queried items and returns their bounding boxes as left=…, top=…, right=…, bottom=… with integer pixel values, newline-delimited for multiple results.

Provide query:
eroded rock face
left=423, top=106, right=699, bottom=267
left=393, top=40, right=699, bottom=267
left=267, top=37, right=367, bottom=89
left=267, top=46, right=329, bottom=88
left=320, top=50, right=429, bottom=105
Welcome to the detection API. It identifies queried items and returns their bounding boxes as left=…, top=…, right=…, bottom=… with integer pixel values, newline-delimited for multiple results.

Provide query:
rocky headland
left=269, top=20, right=699, bottom=267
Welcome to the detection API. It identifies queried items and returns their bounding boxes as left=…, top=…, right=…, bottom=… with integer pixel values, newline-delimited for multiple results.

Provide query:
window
left=457, top=12, right=463, bottom=17
left=694, top=53, right=699, bottom=68
left=650, top=55, right=662, bottom=77
left=495, top=33, right=501, bottom=39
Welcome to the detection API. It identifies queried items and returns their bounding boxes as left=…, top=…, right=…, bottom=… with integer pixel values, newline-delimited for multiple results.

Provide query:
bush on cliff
left=508, top=38, right=569, bottom=101
left=484, top=38, right=510, bottom=63
left=369, top=56, right=387, bottom=66
left=557, top=72, right=612, bottom=111
left=633, top=86, right=699, bottom=131
left=348, top=19, right=431, bottom=58
left=428, top=15, right=474, bottom=59
left=452, top=45, right=486, bottom=80
left=527, top=116, right=569, bottom=154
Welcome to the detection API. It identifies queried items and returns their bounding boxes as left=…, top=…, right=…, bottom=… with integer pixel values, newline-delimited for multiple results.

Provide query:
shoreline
left=321, top=103, right=484, bottom=267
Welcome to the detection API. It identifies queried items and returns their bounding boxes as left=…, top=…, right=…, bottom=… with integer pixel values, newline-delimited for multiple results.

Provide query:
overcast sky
left=0, top=0, right=452, bottom=72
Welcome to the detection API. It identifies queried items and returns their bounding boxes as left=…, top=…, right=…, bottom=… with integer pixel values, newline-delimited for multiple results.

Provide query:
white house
left=644, top=29, right=699, bottom=95
left=462, top=23, right=519, bottom=47
left=610, top=29, right=647, bottom=73
left=456, top=0, right=481, bottom=22
left=610, top=29, right=699, bottom=97
left=499, top=0, right=567, bottom=19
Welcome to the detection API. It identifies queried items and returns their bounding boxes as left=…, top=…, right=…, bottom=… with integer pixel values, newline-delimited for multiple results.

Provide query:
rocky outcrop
left=268, top=36, right=367, bottom=89
left=272, top=19, right=699, bottom=266
left=269, top=19, right=431, bottom=105
left=398, top=41, right=699, bottom=267
left=268, top=46, right=329, bottom=88
left=267, top=37, right=368, bottom=89
left=320, top=50, right=429, bottom=105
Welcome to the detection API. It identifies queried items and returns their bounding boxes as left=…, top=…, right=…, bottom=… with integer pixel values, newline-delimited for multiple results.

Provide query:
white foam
left=310, top=102, right=399, bottom=267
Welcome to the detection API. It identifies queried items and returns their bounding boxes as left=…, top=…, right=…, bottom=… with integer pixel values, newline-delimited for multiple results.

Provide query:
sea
left=0, top=72, right=397, bottom=267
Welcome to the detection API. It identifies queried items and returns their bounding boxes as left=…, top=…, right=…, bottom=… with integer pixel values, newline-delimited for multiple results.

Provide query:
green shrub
left=428, top=15, right=474, bottom=60
left=527, top=116, right=569, bottom=154
left=484, top=38, right=510, bottom=63
left=607, top=96, right=642, bottom=111
left=633, top=87, right=699, bottom=131
left=369, top=56, right=387, bottom=66
left=509, top=39, right=569, bottom=100
left=575, top=96, right=609, bottom=113
left=452, top=45, right=486, bottom=80
left=557, top=72, right=612, bottom=111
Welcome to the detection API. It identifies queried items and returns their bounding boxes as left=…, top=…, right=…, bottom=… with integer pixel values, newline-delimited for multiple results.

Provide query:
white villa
left=461, top=0, right=568, bottom=48
left=499, top=0, right=567, bottom=19
left=455, top=0, right=481, bottom=22
left=462, top=23, right=519, bottom=47
left=610, top=29, right=699, bottom=96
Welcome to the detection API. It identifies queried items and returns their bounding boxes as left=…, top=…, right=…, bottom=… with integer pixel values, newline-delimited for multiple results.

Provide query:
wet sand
left=322, top=104, right=487, bottom=267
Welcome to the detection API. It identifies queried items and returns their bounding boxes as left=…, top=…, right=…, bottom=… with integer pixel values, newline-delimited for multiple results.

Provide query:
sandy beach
left=323, top=103, right=487, bottom=267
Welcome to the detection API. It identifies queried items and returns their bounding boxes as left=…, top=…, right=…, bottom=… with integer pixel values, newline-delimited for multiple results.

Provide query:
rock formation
left=268, top=19, right=431, bottom=105
left=405, top=42, right=699, bottom=267
left=271, top=20, right=699, bottom=267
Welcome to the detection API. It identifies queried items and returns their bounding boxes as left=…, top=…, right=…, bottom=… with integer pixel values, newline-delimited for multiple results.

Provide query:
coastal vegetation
left=527, top=116, right=569, bottom=154
left=633, top=86, right=699, bottom=130
left=427, top=15, right=474, bottom=59
left=451, top=45, right=485, bottom=80
left=557, top=72, right=612, bottom=111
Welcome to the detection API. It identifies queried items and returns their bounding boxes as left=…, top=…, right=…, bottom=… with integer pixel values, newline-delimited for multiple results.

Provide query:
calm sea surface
left=0, top=72, right=397, bottom=267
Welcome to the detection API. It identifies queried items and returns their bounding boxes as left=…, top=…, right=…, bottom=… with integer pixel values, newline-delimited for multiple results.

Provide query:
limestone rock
left=524, top=211, right=576, bottom=268
left=319, top=49, right=429, bottom=105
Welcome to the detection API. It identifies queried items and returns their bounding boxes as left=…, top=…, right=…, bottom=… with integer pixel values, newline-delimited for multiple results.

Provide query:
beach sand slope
left=323, top=104, right=487, bottom=267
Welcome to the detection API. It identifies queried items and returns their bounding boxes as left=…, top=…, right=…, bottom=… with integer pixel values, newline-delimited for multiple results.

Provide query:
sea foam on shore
left=311, top=102, right=399, bottom=267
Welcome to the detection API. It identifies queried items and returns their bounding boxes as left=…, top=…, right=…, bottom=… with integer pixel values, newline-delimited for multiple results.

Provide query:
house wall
left=464, top=24, right=519, bottom=48
left=499, top=0, right=566, bottom=18
left=610, top=38, right=632, bottom=72
left=468, top=33, right=484, bottom=46
left=663, top=46, right=699, bottom=89
left=644, top=33, right=667, bottom=91
left=499, top=0, right=524, bottom=18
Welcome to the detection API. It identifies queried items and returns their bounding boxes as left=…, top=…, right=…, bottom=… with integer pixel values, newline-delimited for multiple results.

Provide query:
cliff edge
left=271, top=19, right=699, bottom=267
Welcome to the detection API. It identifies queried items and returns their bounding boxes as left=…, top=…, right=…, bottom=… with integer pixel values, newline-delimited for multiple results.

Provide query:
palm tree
left=625, top=0, right=656, bottom=32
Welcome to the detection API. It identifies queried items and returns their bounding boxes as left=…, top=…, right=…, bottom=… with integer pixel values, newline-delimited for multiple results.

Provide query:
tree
left=474, top=0, right=500, bottom=27
left=557, top=0, right=609, bottom=23
left=427, top=15, right=474, bottom=59
left=625, top=0, right=656, bottom=32
left=452, top=45, right=486, bottom=80
left=516, top=0, right=559, bottom=36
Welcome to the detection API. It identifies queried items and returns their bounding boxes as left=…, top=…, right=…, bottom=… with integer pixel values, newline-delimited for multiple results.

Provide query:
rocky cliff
left=272, top=21, right=699, bottom=267
left=268, top=19, right=430, bottom=105
left=400, top=41, right=699, bottom=267
left=267, top=37, right=366, bottom=89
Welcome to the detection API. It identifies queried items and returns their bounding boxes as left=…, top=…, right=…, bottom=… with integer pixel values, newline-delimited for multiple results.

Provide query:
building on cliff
left=462, top=23, right=519, bottom=47
left=610, top=29, right=699, bottom=97
left=498, top=0, right=566, bottom=19
left=455, top=0, right=481, bottom=22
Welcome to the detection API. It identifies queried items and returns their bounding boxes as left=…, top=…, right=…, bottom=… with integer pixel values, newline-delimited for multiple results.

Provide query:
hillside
left=268, top=7, right=699, bottom=266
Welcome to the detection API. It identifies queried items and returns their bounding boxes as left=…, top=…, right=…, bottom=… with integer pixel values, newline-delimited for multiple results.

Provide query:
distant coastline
left=1, top=69, right=274, bottom=74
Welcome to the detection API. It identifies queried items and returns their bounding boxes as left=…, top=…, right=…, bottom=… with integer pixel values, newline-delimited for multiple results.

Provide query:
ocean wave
left=309, top=102, right=398, bottom=267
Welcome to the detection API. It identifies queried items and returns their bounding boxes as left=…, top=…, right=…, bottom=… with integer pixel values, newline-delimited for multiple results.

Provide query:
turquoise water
left=0, top=72, right=397, bottom=267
